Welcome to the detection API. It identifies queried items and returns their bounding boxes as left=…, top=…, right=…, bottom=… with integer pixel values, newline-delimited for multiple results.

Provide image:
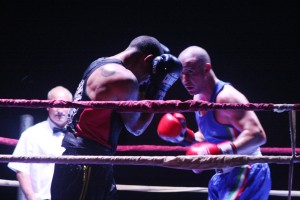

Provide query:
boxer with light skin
left=157, top=46, right=271, bottom=200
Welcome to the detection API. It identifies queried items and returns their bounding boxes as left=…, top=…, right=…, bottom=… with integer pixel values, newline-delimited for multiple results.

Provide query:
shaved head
left=178, top=46, right=211, bottom=66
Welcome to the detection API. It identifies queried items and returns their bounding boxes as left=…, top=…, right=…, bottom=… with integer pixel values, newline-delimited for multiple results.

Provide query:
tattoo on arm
left=100, top=66, right=115, bottom=77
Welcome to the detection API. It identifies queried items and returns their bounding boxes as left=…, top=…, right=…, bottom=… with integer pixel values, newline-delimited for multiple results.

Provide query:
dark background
left=0, top=1, right=300, bottom=199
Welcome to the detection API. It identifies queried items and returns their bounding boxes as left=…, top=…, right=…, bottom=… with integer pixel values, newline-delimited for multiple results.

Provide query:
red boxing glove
left=186, top=141, right=237, bottom=156
left=157, top=113, right=195, bottom=146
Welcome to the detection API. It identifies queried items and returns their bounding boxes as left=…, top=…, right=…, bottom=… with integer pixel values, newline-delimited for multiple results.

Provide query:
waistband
left=215, top=167, right=234, bottom=174
left=62, top=132, right=114, bottom=155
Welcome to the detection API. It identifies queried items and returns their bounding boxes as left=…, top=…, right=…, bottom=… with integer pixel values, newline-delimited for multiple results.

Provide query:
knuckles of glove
left=152, top=54, right=182, bottom=77
left=172, top=113, right=187, bottom=127
left=157, top=113, right=185, bottom=143
left=144, top=54, right=182, bottom=100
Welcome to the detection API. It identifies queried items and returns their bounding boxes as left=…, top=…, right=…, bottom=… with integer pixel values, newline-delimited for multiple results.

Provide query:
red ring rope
left=0, top=136, right=298, bottom=155
left=0, top=99, right=300, bottom=112
left=0, top=137, right=18, bottom=146
left=116, top=145, right=300, bottom=155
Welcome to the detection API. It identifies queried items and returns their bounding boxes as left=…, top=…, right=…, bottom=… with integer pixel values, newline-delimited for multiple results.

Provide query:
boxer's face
left=180, top=59, right=205, bottom=95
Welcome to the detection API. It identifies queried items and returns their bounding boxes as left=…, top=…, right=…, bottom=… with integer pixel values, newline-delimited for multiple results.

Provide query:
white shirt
left=8, top=118, right=65, bottom=200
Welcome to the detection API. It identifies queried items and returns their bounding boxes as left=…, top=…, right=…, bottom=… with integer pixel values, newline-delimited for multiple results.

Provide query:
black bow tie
left=53, top=127, right=67, bottom=134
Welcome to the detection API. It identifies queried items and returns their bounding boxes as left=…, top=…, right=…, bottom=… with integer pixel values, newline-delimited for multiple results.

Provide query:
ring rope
left=0, top=137, right=18, bottom=146
left=0, top=99, right=298, bottom=198
left=1, top=137, right=299, bottom=155
left=116, top=185, right=300, bottom=197
left=0, top=179, right=299, bottom=197
left=0, top=99, right=300, bottom=112
left=0, top=155, right=299, bottom=170
left=116, top=145, right=300, bottom=155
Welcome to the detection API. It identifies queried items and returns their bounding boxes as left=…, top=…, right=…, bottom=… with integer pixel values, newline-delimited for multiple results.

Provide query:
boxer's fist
left=185, top=142, right=220, bottom=174
left=186, top=141, right=237, bottom=156
left=157, top=113, right=195, bottom=146
left=145, top=54, right=182, bottom=100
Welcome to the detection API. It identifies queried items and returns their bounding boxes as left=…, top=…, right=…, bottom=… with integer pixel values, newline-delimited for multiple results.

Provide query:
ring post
left=17, top=114, right=33, bottom=200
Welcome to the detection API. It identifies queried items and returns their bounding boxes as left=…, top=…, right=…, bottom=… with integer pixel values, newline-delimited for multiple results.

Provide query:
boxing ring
left=0, top=99, right=299, bottom=199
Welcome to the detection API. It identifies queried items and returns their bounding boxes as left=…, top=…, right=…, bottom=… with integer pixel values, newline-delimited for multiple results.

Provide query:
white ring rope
left=0, top=179, right=299, bottom=197
left=0, top=155, right=299, bottom=170
left=116, top=185, right=300, bottom=197
left=0, top=179, right=19, bottom=187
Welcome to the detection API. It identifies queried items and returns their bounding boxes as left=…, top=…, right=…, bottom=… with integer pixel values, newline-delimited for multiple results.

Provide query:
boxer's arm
left=216, top=85, right=267, bottom=154
left=123, top=55, right=182, bottom=135
left=85, top=63, right=153, bottom=136
left=109, top=70, right=155, bottom=136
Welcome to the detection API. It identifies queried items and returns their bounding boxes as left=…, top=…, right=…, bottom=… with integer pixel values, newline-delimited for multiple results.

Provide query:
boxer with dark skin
left=51, top=35, right=182, bottom=200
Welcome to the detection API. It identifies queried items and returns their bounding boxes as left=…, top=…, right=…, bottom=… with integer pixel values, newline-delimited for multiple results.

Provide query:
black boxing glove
left=145, top=54, right=182, bottom=100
